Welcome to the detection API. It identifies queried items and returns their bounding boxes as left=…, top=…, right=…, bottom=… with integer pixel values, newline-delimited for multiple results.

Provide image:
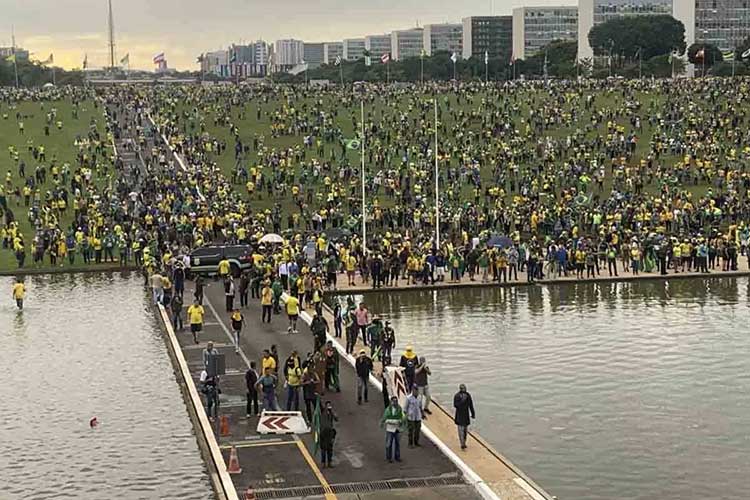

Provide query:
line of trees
left=0, top=59, right=85, bottom=87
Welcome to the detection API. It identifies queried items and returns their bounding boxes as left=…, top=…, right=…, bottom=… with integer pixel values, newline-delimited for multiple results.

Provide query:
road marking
left=220, top=440, right=293, bottom=450
left=204, top=294, right=335, bottom=499
left=293, top=434, right=337, bottom=500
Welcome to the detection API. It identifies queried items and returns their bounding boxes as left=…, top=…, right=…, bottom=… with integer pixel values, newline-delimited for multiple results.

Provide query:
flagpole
left=434, top=98, right=440, bottom=248
left=420, top=55, right=424, bottom=86
left=387, top=58, right=390, bottom=85
left=360, top=100, right=367, bottom=253
left=340, top=62, right=343, bottom=87
left=11, top=27, right=19, bottom=88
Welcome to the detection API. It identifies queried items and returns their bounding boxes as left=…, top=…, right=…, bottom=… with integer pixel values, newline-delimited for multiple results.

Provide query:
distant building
left=423, top=23, right=463, bottom=56
left=365, top=34, right=392, bottom=61
left=0, top=47, right=29, bottom=61
left=323, top=42, right=343, bottom=65
left=462, top=16, right=513, bottom=61
left=577, top=0, right=673, bottom=60
left=201, top=50, right=229, bottom=77
left=303, top=42, right=324, bottom=68
left=512, top=6, right=578, bottom=60
left=343, top=38, right=367, bottom=61
left=683, top=0, right=750, bottom=54
left=274, top=39, right=304, bottom=71
left=391, top=28, right=424, bottom=60
left=252, top=40, right=270, bottom=76
left=229, top=41, right=271, bottom=77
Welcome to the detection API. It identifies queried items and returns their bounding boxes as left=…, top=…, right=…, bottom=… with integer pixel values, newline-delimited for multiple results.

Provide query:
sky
left=1, top=0, right=569, bottom=71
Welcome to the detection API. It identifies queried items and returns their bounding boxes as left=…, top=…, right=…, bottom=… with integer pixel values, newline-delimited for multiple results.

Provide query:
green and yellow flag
left=6, top=54, right=16, bottom=63
left=312, top=396, right=321, bottom=454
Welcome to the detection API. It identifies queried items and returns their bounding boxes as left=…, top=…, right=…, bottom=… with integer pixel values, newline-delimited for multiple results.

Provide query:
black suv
left=189, top=245, right=253, bottom=277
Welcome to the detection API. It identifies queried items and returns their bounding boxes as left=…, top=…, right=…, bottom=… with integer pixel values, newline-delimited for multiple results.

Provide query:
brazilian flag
left=345, top=139, right=361, bottom=150
left=312, top=395, right=321, bottom=454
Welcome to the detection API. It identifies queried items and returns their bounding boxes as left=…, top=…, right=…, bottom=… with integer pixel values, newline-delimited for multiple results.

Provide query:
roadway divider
left=280, top=293, right=502, bottom=500
left=156, top=304, right=239, bottom=500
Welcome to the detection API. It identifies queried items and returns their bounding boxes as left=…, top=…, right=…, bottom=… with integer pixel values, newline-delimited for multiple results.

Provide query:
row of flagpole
left=357, top=97, right=441, bottom=253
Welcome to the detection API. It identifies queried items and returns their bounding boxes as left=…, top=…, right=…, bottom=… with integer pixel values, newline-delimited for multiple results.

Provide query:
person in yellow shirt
left=346, top=254, right=357, bottom=286
left=261, top=280, right=273, bottom=323
left=286, top=294, right=300, bottom=333
left=187, top=300, right=205, bottom=344
left=12, top=279, right=25, bottom=310
left=218, top=257, right=230, bottom=278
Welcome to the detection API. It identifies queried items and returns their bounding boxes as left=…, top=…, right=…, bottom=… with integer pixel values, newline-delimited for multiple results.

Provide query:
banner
left=384, top=366, right=408, bottom=409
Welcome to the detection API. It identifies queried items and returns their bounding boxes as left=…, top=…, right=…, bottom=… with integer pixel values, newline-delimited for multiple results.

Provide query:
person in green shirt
left=381, top=396, right=406, bottom=463
left=271, top=277, right=283, bottom=314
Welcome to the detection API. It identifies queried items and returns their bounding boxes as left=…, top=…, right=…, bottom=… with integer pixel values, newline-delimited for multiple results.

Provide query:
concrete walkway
left=332, top=256, right=750, bottom=295
left=172, top=282, right=481, bottom=499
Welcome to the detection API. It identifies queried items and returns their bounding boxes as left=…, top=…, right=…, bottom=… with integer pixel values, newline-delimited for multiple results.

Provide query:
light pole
left=608, top=39, right=614, bottom=78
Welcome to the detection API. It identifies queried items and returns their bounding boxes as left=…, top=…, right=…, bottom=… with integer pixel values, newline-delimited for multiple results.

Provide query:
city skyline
left=1, top=0, right=570, bottom=70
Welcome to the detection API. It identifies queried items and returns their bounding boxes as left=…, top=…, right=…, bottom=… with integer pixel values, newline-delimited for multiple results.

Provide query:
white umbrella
left=260, top=233, right=284, bottom=244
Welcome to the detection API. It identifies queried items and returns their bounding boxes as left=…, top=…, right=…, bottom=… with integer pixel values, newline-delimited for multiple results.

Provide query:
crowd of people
left=5, top=80, right=750, bottom=291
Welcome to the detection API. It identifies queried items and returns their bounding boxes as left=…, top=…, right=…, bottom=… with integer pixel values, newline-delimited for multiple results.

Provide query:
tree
left=588, top=15, right=686, bottom=62
left=687, top=43, right=723, bottom=74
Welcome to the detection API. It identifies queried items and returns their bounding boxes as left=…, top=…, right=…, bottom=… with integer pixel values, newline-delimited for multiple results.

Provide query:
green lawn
left=0, top=98, right=110, bottom=271
left=165, top=86, right=701, bottom=217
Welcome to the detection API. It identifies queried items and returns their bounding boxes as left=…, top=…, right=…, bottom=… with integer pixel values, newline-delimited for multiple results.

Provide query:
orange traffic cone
left=227, top=445, right=242, bottom=474
left=244, top=487, right=256, bottom=500
left=220, top=415, right=231, bottom=436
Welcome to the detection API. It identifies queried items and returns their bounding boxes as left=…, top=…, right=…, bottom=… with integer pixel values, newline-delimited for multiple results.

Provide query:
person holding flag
left=315, top=399, right=337, bottom=468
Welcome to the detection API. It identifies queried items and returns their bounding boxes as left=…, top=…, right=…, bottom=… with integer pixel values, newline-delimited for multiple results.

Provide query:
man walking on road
left=261, top=280, right=273, bottom=323
left=320, top=400, right=338, bottom=468
left=453, top=384, right=476, bottom=450
left=381, top=396, right=405, bottom=462
left=286, top=293, right=300, bottom=333
left=245, top=361, right=259, bottom=417
left=284, top=351, right=302, bottom=411
left=355, top=349, right=373, bottom=404
left=415, top=356, right=432, bottom=416
left=302, top=363, right=320, bottom=423
left=405, top=385, right=423, bottom=447
left=187, top=299, right=205, bottom=344
left=256, top=367, right=279, bottom=411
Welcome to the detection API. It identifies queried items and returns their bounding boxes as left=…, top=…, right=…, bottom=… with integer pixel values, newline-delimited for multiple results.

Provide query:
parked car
left=189, top=245, right=253, bottom=277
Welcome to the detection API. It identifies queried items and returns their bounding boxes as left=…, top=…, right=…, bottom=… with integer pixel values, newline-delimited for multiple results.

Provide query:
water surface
left=0, top=273, right=213, bottom=500
left=351, top=278, right=750, bottom=500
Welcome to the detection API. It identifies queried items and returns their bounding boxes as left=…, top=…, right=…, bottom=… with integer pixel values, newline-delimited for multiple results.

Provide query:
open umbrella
left=260, top=233, right=284, bottom=244
left=487, top=235, right=513, bottom=249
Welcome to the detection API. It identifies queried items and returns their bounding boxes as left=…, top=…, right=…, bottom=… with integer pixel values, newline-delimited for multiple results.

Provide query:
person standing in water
left=12, top=278, right=25, bottom=310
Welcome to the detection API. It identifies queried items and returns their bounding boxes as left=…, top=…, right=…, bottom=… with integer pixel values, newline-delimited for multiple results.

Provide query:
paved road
left=173, top=281, right=479, bottom=499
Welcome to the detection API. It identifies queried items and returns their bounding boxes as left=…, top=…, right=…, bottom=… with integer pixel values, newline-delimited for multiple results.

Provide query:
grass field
left=0, top=98, right=111, bottom=272
left=165, top=85, right=697, bottom=218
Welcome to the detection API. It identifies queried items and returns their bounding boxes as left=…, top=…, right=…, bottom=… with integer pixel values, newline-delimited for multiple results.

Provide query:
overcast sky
left=2, top=0, right=568, bottom=70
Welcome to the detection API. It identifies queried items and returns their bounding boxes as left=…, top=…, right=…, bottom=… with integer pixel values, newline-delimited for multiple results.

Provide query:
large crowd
left=2, top=79, right=750, bottom=286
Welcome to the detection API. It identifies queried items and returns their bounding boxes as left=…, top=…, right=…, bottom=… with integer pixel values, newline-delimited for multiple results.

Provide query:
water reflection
left=335, top=278, right=750, bottom=500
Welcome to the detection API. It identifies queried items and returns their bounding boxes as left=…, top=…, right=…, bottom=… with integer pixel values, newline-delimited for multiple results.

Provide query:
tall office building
left=512, top=6, right=578, bottom=60
left=391, top=28, right=424, bottom=60
left=303, top=42, right=324, bottom=68
left=200, top=50, right=229, bottom=77
left=323, top=42, right=343, bottom=65
left=252, top=40, right=270, bottom=76
left=578, top=0, right=673, bottom=60
left=365, top=34, right=393, bottom=60
left=579, top=0, right=750, bottom=61
left=690, top=0, right=750, bottom=53
left=462, top=16, right=513, bottom=60
left=274, top=39, right=304, bottom=70
left=343, top=38, right=367, bottom=61
left=423, top=23, right=463, bottom=56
